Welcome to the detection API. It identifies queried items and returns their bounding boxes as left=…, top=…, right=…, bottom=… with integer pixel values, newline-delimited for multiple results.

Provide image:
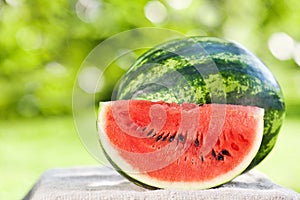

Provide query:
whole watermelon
left=114, top=36, right=285, bottom=170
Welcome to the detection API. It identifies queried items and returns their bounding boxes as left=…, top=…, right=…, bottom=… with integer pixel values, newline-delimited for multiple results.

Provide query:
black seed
left=141, top=127, right=147, bottom=132
left=201, top=156, right=204, bottom=162
left=194, top=138, right=199, bottom=147
left=221, top=149, right=231, bottom=156
left=211, top=149, right=216, bottom=157
left=152, top=134, right=156, bottom=137
left=156, top=135, right=162, bottom=141
left=217, top=153, right=224, bottom=161
left=169, top=135, right=175, bottom=142
left=162, top=133, right=169, bottom=141
left=178, top=134, right=184, bottom=142
left=146, top=129, right=154, bottom=136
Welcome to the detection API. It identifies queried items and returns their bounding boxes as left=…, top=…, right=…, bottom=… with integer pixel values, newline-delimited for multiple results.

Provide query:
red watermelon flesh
left=97, top=100, right=264, bottom=189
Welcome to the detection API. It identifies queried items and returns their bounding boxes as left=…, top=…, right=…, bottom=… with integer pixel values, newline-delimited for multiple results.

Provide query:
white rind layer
left=97, top=101, right=264, bottom=189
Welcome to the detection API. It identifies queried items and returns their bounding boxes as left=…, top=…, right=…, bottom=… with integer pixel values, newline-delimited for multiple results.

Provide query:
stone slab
left=24, top=166, right=300, bottom=200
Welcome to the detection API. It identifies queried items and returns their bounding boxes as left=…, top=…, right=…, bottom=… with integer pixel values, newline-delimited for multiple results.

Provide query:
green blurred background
left=0, top=0, right=300, bottom=199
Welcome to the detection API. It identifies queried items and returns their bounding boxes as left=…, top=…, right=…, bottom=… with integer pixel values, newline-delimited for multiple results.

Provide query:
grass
left=257, top=117, right=300, bottom=192
left=0, top=116, right=98, bottom=200
left=0, top=115, right=299, bottom=199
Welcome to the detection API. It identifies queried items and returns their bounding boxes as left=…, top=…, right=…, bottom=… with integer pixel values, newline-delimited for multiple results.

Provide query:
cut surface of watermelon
left=97, top=100, right=264, bottom=189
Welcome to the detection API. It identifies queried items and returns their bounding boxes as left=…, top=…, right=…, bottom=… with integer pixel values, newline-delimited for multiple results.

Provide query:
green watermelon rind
left=97, top=101, right=265, bottom=189
left=115, top=36, right=285, bottom=170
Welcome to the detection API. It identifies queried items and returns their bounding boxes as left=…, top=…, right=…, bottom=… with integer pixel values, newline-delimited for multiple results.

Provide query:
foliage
left=0, top=0, right=300, bottom=118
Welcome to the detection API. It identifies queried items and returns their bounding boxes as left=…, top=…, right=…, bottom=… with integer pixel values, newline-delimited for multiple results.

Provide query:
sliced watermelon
left=97, top=100, right=264, bottom=189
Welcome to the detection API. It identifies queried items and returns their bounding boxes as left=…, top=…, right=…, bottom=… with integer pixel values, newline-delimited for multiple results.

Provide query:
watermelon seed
left=201, top=156, right=204, bottom=162
left=221, top=149, right=231, bottom=156
left=156, top=135, right=162, bottom=142
left=178, top=134, right=185, bottom=142
left=217, top=153, right=224, bottom=161
left=169, top=135, right=175, bottom=142
left=194, top=138, right=199, bottom=147
left=211, top=149, right=216, bottom=157
left=146, top=129, right=154, bottom=136
left=141, top=127, right=147, bottom=132
left=162, top=133, right=170, bottom=141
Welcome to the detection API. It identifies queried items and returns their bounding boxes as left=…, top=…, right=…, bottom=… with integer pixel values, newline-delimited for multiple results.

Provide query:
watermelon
left=97, top=100, right=264, bottom=189
left=114, top=36, right=285, bottom=170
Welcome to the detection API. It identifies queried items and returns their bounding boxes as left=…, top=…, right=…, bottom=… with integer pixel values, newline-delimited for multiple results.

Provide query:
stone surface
left=24, top=166, right=300, bottom=200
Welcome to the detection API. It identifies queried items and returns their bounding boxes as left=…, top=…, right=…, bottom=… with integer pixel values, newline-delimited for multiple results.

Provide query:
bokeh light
left=75, top=0, right=102, bottom=23
left=268, top=32, right=295, bottom=61
left=78, top=66, right=104, bottom=94
left=293, top=43, right=300, bottom=66
left=166, top=0, right=192, bottom=10
left=45, top=62, right=67, bottom=76
left=16, top=26, right=43, bottom=51
left=5, top=0, right=23, bottom=7
left=144, top=1, right=168, bottom=24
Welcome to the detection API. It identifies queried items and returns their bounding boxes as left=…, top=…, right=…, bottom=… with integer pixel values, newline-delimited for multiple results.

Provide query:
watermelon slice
left=97, top=100, right=264, bottom=189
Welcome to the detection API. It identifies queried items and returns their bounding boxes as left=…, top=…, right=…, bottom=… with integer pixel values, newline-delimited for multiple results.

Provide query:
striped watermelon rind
left=115, top=36, right=285, bottom=170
